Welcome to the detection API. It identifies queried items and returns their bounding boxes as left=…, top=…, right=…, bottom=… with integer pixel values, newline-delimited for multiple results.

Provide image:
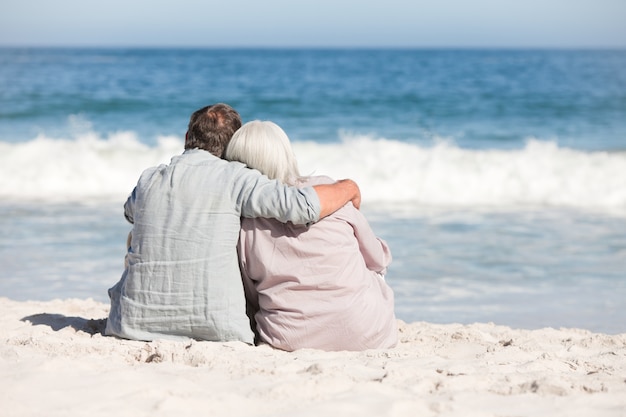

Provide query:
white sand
left=1, top=297, right=625, bottom=417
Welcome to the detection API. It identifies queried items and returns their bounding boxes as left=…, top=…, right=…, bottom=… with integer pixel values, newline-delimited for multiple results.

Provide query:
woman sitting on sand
left=224, top=121, right=398, bottom=352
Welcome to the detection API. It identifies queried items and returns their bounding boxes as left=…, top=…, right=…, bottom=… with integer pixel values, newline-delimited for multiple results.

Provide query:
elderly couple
left=105, top=103, right=397, bottom=351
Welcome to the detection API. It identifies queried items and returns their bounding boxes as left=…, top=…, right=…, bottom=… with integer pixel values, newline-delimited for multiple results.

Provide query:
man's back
left=106, top=149, right=256, bottom=342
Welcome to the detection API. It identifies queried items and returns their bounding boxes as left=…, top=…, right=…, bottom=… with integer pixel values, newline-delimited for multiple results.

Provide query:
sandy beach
left=1, top=297, right=624, bottom=417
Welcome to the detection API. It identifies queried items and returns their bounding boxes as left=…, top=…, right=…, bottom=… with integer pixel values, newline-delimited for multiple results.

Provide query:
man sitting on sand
left=105, top=103, right=361, bottom=343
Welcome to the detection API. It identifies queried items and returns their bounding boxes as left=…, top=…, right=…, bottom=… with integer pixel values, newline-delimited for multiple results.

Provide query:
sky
left=1, top=0, right=625, bottom=48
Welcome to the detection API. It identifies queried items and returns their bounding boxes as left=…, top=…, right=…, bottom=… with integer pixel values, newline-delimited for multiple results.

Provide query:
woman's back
left=238, top=176, right=398, bottom=351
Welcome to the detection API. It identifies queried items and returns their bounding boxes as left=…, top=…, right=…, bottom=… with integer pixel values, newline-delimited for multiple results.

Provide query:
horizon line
left=1, top=44, right=625, bottom=51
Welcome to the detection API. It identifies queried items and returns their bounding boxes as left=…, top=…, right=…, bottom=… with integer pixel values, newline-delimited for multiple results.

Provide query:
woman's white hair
left=225, top=120, right=301, bottom=185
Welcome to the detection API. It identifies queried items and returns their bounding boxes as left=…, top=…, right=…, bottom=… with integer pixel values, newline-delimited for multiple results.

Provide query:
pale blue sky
left=1, top=0, right=625, bottom=48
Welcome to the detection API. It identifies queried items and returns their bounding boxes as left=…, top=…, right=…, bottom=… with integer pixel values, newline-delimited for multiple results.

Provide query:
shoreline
left=1, top=297, right=625, bottom=417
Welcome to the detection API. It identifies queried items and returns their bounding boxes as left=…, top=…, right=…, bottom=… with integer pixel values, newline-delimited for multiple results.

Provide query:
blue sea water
left=1, top=48, right=625, bottom=334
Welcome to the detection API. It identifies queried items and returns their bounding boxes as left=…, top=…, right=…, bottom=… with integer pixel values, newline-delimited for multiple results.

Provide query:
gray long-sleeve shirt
left=105, top=149, right=320, bottom=343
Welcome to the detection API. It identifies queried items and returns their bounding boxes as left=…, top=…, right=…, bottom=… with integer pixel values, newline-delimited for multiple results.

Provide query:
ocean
left=1, top=48, right=625, bottom=334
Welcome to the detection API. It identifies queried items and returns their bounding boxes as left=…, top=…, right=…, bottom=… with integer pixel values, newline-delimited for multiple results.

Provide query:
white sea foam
left=296, top=134, right=626, bottom=213
left=1, top=132, right=625, bottom=214
left=0, top=131, right=182, bottom=203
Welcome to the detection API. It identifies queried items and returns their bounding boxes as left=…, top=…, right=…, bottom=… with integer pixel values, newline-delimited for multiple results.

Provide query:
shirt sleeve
left=124, top=165, right=164, bottom=224
left=123, top=188, right=136, bottom=224
left=334, top=203, right=392, bottom=274
left=231, top=166, right=321, bottom=225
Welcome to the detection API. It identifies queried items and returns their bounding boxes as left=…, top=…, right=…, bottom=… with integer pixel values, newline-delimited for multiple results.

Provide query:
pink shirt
left=238, top=176, right=398, bottom=351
